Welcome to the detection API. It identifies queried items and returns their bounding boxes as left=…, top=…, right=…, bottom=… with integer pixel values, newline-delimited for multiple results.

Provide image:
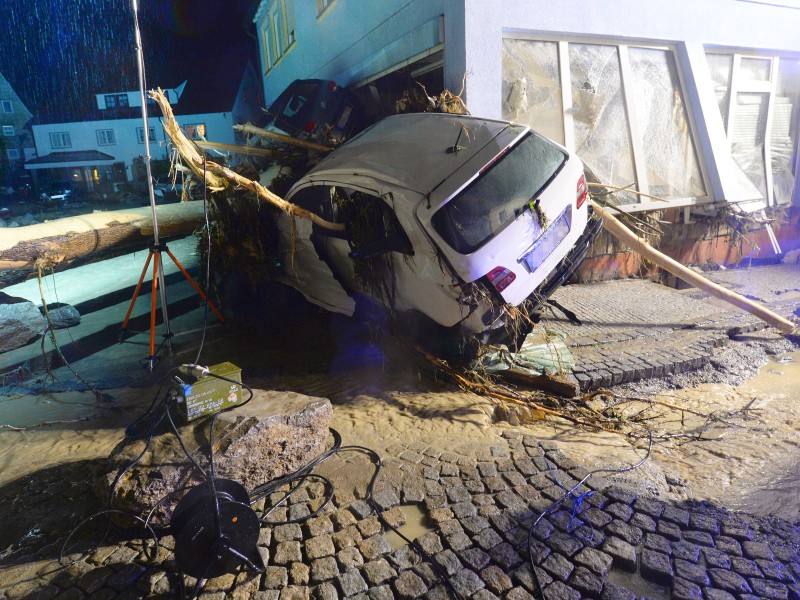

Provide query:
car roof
left=299, top=113, right=518, bottom=195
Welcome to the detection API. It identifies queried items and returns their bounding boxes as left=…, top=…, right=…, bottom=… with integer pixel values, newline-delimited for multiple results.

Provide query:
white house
left=253, top=0, right=800, bottom=270
left=25, top=60, right=264, bottom=197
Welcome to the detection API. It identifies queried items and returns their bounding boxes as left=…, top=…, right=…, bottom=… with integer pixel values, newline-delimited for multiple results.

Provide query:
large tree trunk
left=0, top=201, right=206, bottom=273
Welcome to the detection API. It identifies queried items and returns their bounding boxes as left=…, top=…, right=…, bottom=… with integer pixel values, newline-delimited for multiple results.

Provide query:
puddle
left=607, top=569, right=669, bottom=600
left=383, top=504, right=434, bottom=550
left=561, top=350, right=800, bottom=522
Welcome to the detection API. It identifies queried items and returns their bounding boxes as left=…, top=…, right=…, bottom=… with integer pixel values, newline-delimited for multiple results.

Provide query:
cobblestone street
left=1, top=264, right=799, bottom=599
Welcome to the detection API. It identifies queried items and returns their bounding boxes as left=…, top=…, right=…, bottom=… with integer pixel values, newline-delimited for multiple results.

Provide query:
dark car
left=263, top=79, right=366, bottom=145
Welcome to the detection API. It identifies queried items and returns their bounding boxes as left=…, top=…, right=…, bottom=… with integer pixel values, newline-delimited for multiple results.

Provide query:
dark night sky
left=0, top=0, right=258, bottom=122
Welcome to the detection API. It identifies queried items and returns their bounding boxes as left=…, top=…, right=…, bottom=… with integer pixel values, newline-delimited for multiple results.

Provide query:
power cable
left=527, top=433, right=654, bottom=598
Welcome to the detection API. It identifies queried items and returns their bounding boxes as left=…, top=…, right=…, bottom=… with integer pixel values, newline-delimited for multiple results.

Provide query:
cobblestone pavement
left=2, top=265, right=799, bottom=599
left=1, top=432, right=798, bottom=599
left=546, top=264, right=800, bottom=391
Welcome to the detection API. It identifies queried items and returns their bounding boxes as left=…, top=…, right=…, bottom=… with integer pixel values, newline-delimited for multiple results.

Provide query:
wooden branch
left=234, top=123, right=334, bottom=153
left=196, top=159, right=345, bottom=233
left=587, top=182, right=671, bottom=205
left=150, top=90, right=344, bottom=233
left=149, top=89, right=226, bottom=190
left=591, top=200, right=798, bottom=335
left=0, top=201, right=207, bottom=271
left=195, top=140, right=289, bottom=160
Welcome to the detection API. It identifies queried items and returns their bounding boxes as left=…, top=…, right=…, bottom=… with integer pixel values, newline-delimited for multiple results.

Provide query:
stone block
left=96, top=392, right=332, bottom=525
left=602, top=537, right=636, bottom=572
left=641, top=549, right=673, bottom=585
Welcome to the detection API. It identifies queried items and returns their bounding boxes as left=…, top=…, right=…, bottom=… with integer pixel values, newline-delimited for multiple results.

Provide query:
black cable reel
left=170, top=478, right=262, bottom=579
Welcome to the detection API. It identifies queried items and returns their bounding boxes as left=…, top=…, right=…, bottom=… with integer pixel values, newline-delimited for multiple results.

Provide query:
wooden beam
left=591, top=200, right=797, bottom=335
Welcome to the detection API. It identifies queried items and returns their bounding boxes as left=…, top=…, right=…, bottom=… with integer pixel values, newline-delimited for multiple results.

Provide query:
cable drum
left=171, top=478, right=261, bottom=579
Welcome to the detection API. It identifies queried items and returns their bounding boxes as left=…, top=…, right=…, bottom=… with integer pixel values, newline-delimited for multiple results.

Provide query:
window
left=96, top=129, right=116, bottom=145
left=706, top=52, right=800, bottom=207
left=261, top=0, right=295, bottom=72
left=136, top=126, right=156, bottom=143
left=316, top=0, right=334, bottom=16
left=7, top=148, right=19, bottom=160
left=2, top=125, right=14, bottom=136
left=433, top=132, right=567, bottom=253
left=503, top=38, right=707, bottom=210
left=183, top=123, right=206, bottom=140
left=104, top=93, right=129, bottom=109
left=50, top=131, right=71, bottom=148
left=1, top=100, right=12, bottom=113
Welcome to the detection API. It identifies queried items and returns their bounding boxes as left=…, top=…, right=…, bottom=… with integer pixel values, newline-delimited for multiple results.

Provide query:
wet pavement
left=1, top=255, right=799, bottom=599
left=548, top=265, right=800, bottom=391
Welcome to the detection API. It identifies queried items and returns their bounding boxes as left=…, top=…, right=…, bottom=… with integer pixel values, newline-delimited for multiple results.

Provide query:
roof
left=303, top=113, right=519, bottom=195
left=25, top=150, right=116, bottom=168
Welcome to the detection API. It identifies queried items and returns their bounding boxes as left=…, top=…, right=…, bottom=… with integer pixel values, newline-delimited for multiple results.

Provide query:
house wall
left=30, top=112, right=235, bottom=183
left=0, top=71, right=35, bottom=186
left=458, top=0, right=800, bottom=119
left=255, top=0, right=447, bottom=106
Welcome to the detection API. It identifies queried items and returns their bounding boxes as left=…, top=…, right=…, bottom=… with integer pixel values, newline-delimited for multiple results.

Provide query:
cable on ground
left=528, top=433, right=653, bottom=599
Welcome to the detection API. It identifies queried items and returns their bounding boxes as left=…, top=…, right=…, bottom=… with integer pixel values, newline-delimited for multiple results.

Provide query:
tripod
left=119, top=0, right=223, bottom=371
left=119, top=242, right=224, bottom=370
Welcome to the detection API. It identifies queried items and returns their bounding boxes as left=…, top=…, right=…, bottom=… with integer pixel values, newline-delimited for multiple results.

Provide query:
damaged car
left=273, top=112, right=602, bottom=355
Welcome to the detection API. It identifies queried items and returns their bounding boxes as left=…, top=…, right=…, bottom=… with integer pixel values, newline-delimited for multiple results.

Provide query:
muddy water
left=1, top=351, right=798, bottom=525
left=660, top=351, right=800, bottom=519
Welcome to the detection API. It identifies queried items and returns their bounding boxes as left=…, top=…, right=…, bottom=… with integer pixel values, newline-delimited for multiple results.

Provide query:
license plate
left=518, top=205, right=572, bottom=274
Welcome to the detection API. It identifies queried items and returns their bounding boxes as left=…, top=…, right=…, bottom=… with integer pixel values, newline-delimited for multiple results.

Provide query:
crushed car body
left=272, top=112, right=601, bottom=354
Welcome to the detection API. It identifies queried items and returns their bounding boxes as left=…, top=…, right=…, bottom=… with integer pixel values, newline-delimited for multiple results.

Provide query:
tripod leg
left=148, top=252, right=160, bottom=370
left=119, top=250, right=154, bottom=341
left=165, top=249, right=225, bottom=323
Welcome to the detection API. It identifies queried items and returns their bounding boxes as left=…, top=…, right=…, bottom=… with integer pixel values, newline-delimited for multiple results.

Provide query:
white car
left=275, top=113, right=601, bottom=355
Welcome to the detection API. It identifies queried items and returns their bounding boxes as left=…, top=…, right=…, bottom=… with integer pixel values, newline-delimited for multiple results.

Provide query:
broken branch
left=591, top=200, right=798, bottom=335
left=150, top=89, right=344, bottom=233
left=234, top=123, right=334, bottom=153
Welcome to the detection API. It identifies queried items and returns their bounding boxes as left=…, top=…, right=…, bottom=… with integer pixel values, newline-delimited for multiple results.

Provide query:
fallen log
left=0, top=201, right=206, bottom=271
left=591, top=200, right=798, bottom=335
left=233, top=123, right=334, bottom=154
left=194, top=140, right=289, bottom=160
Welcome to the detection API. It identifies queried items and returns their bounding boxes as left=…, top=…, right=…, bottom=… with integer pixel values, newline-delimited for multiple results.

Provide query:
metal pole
left=132, top=0, right=172, bottom=367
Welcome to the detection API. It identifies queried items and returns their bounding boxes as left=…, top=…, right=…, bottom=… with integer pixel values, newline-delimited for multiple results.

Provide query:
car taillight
left=303, top=120, right=317, bottom=132
left=328, top=81, right=336, bottom=92
left=486, top=266, right=516, bottom=292
left=576, top=173, right=588, bottom=209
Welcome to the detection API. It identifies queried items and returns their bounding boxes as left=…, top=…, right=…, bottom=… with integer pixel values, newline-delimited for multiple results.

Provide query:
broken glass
left=501, top=39, right=565, bottom=145
left=629, top=47, right=706, bottom=199
left=731, top=92, right=769, bottom=199
left=706, top=53, right=733, bottom=132
left=740, top=57, right=772, bottom=82
left=772, top=59, right=800, bottom=205
left=568, top=43, right=637, bottom=205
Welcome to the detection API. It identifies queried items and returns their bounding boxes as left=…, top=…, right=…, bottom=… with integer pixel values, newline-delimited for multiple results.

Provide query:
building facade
left=24, top=61, right=264, bottom=198
left=0, top=70, right=34, bottom=192
left=254, top=0, right=800, bottom=271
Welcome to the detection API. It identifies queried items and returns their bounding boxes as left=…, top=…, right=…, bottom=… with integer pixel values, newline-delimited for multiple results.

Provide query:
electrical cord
left=61, top=366, right=468, bottom=599
left=527, top=433, right=654, bottom=599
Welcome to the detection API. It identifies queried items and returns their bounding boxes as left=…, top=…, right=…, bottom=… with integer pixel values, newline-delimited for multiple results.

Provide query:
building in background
left=24, top=60, right=263, bottom=198
left=0, top=71, right=35, bottom=195
left=253, top=0, right=800, bottom=273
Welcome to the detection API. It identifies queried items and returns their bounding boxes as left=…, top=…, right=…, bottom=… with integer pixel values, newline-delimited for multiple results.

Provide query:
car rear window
left=431, top=131, right=567, bottom=254
left=270, top=81, right=321, bottom=133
